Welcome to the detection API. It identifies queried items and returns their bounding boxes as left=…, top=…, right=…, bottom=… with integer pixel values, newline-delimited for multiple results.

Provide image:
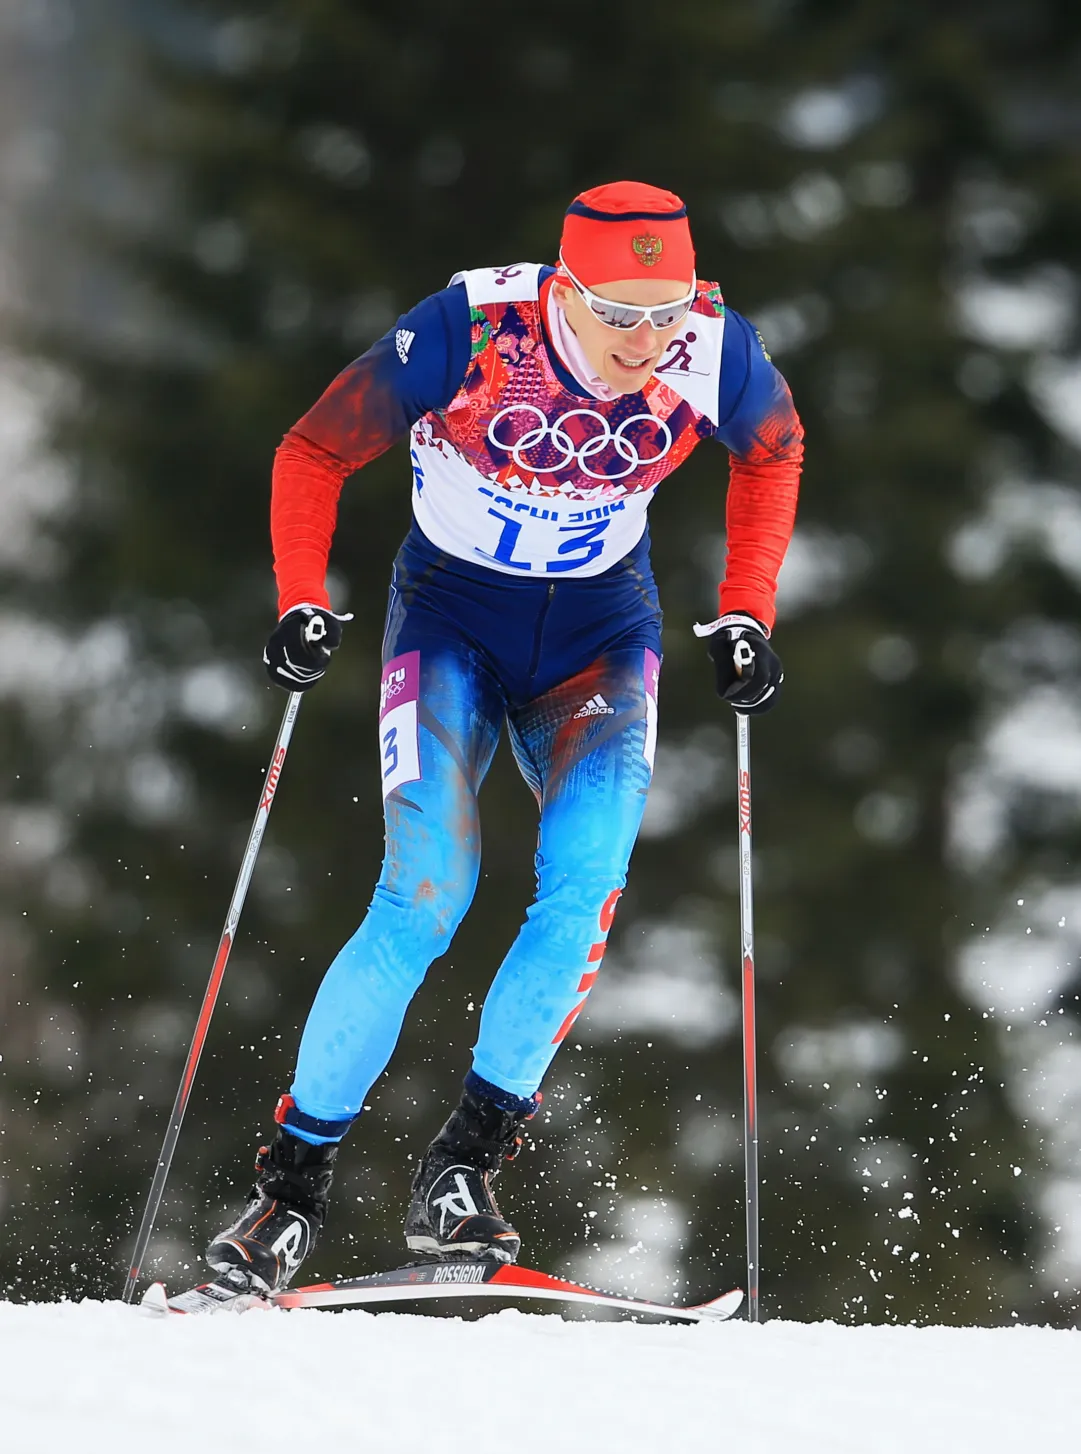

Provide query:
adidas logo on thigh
left=573, top=694, right=615, bottom=718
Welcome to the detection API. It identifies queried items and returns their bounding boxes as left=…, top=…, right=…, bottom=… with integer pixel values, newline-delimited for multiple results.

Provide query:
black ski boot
left=405, top=1082, right=538, bottom=1263
left=206, top=1127, right=338, bottom=1294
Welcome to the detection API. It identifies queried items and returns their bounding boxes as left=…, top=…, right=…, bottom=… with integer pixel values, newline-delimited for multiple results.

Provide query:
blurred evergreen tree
left=1, top=0, right=1079, bottom=1325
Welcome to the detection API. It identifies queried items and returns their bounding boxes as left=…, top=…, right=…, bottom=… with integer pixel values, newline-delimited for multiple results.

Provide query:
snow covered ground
left=3, top=1297, right=1077, bottom=1453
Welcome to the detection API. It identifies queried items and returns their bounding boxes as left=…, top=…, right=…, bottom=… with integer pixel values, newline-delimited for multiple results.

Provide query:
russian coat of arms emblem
left=631, top=234, right=664, bottom=267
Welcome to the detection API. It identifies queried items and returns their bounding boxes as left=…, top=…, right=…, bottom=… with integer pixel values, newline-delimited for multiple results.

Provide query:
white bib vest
left=410, top=264, right=726, bottom=578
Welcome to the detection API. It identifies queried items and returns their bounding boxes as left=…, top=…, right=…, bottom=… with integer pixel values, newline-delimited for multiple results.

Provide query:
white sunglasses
left=558, top=253, right=697, bottom=332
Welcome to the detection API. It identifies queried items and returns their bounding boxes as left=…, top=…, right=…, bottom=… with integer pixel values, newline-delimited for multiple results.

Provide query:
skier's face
left=553, top=276, right=692, bottom=394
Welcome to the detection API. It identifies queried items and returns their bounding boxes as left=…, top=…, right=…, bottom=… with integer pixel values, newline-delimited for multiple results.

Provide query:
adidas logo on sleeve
left=395, top=328, right=415, bottom=364
left=573, top=694, right=615, bottom=718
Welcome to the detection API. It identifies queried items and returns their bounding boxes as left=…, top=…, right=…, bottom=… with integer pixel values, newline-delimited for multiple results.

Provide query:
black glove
left=696, top=613, right=783, bottom=715
left=263, top=606, right=349, bottom=691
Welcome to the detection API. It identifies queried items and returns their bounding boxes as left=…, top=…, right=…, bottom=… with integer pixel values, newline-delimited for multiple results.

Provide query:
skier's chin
left=604, top=351, right=659, bottom=392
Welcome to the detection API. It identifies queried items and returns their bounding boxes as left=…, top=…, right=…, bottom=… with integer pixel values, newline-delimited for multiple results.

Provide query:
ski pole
left=734, top=689, right=760, bottom=1322
left=122, top=690, right=304, bottom=1302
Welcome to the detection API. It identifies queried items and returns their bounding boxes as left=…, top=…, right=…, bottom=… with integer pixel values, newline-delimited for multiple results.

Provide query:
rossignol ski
left=141, top=1260, right=744, bottom=1323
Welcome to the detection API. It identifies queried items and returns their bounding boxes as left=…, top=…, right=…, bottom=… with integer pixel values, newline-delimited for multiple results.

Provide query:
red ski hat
left=559, top=181, right=695, bottom=288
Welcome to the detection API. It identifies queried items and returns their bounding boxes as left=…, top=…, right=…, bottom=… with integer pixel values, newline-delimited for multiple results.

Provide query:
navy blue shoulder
left=716, top=309, right=762, bottom=430
left=714, top=309, right=797, bottom=455
left=384, top=281, right=474, bottom=419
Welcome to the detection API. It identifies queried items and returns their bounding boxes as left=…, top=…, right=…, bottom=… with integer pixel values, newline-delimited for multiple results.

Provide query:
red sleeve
left=269, top=338, right=415, bottom=615
left=268, top=287, right=472, bottom=617
left=271, top=431, right=355, bottom=616
left=717, top=379, right=804, bottom=632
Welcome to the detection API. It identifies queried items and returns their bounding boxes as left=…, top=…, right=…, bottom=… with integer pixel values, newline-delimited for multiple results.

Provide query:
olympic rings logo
left=379, top=669, right=407, bottom=714
left=487, top=405, right=673, bottom=481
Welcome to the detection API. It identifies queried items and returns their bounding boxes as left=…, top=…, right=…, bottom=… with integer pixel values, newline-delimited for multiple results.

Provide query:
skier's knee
left=407, top=875, right=474, bottom=949
left=540, top=869, right=625, bottom=924
left=369, top=874, right=475, bottom=958
left=526, top=872, right=625, bottom=965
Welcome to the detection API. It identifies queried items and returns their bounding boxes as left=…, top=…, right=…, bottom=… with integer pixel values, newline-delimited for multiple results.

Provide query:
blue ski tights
left=285, top=527, right=661, bottom=1142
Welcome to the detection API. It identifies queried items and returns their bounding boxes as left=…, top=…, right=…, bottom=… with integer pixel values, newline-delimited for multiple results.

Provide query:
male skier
left=208, top=181, right=803, bottom=1293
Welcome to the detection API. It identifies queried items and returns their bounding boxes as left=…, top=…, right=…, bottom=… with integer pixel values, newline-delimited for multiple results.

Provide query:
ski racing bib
left=409, top=264, right=726, bottom=577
